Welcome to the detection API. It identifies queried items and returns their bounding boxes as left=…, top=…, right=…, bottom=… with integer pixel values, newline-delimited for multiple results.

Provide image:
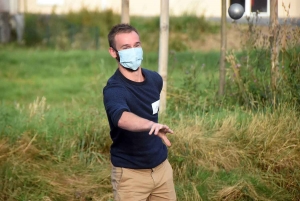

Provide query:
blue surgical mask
left=118, top=47, right=143, bottom=71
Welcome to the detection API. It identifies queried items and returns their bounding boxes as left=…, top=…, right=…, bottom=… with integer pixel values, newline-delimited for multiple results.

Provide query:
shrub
left=225, top=7, right=300, bottom=109
left=22, top=10, right=219, bottom=52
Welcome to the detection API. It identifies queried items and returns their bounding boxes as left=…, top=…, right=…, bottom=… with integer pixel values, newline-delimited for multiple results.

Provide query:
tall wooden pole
left=0, top=0, right=11, bottom=43
left=270, top=0, right=278, bottom=104
left=121, top=0, right=130, bottom=24
left=219, top=0, right=227, bottom=97
left=24, top=0, right=28, bottom=13
left=158, top=0, right=169, bottom=113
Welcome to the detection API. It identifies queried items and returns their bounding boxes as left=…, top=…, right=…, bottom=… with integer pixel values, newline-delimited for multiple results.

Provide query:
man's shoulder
left=142, top=68, right=161, bottom=80
left=143, top=68, right=158, bottom=75
left=103, top=72, right=125, bottom=92
left=106, top=75, right=120, bottom=85
left=104, top=79, right=124, bottom=89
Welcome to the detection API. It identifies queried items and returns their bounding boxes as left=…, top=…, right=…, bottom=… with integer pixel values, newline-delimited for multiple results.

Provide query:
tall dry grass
left=0, top=133, right=113, bottom=200
left=2, top=73, right=300, bottom=200
left=170, top=105, right=300, bottom=200
left=2, top=95, right=300, bottom=200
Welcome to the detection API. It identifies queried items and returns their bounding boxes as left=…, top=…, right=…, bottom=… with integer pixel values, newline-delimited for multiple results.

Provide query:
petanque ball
left=228, top=3, right=245, bottom=20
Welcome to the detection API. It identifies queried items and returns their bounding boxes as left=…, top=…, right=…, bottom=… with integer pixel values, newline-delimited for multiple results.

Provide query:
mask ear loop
left=111, top=47, right=120, bottom=62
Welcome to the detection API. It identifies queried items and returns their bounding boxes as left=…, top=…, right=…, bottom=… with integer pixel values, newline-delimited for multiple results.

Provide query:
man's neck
left=118, top=66, right=144, bottom=82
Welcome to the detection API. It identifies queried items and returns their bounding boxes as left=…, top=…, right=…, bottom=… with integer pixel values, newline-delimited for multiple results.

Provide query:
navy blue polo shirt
left=103, top=68, right=167, bottom=169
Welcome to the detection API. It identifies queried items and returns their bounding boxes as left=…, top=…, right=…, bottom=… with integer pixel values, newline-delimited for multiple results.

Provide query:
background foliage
left=23, top=8, right=219, bottom=52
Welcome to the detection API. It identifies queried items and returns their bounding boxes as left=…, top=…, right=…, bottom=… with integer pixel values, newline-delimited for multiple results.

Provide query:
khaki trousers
left=111, top=159, right=176, bottom=201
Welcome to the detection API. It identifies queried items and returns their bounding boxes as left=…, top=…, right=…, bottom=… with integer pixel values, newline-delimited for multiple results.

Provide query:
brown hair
left=108, top=24, right=139, bottom=50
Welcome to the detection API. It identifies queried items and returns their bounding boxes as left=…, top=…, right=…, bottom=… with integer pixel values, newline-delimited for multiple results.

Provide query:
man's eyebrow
left=120, top=44, right=131, bottom=48
left=120, top=42, right=141, bottom=48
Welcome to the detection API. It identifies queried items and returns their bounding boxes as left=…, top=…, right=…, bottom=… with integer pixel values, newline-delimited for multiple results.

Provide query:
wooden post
left=0, top=12, right=11, bottom=43
left=158, top=0, right=169, bottom=113
left=0, top=0, right=10, bottom=43
left=13, top=14, right=25, bottom=44
left=121, top=0, right=130, bottom=24
left=270, top=0, right=278, bottom=103
left=24, top=0, right=28, bottom=13
left=219, top=0, right=227, bottom=97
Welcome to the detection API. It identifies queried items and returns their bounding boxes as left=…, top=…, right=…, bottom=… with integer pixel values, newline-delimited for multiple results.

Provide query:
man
left=103, top=23, right=176, bottom=201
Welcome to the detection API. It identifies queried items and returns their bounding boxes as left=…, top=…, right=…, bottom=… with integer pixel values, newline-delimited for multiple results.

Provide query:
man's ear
left=109, top=47, right=117, bottom=59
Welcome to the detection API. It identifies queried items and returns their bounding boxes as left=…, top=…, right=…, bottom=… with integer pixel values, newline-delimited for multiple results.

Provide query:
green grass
left=1, top=48, right=300, bottom=201
left=1, top=49, right=106, bottom=103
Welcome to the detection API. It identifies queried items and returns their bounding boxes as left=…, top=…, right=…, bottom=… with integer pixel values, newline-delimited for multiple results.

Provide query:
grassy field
left=1, top=46, right=300, bottom=201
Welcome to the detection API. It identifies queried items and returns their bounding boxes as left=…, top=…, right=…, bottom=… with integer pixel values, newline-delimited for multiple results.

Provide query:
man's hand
left=149, top=123, right=174, bottom=147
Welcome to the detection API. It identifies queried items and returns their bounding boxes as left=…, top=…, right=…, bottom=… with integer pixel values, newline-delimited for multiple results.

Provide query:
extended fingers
left=149, top=123, right=156, bottom=135
left=149, top=123, right=160, bottom=135
left=148, top=123, right=173, bottom=146
left=159, top=125, right=174, bottom=135
left=149, top=124, right=173, bottom=135
left=149, top=123, right=161, bottom=135
left=166, top=128, right=174, bottom=134
left=161, top=134, right=171, bottom=147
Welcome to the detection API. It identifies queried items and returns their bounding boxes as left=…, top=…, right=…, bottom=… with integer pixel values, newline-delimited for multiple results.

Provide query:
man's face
left=114, top=31, right=141, bottom=51
left=109, top=31, right=141, bottom=60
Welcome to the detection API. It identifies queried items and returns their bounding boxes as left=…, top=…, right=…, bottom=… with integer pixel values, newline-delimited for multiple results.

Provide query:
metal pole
left=158, top=0, right=169, bottom=113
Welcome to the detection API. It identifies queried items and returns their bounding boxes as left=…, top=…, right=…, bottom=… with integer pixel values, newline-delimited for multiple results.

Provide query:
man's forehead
left=115, top=32, right=140, bottom=43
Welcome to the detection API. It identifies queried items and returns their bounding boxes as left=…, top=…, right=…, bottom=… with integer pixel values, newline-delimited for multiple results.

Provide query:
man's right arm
left=118, top=111, right=154, bottom=132
left=118, top=111, right=174, bottom=146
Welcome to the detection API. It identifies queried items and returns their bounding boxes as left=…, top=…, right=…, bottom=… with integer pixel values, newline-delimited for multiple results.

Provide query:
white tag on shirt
left=151, top=100, right=160, bottom=114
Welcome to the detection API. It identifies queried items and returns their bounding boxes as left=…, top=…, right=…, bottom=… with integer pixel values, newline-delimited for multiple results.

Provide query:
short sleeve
left=150, top=70, right=163, bottom=92
left=103, top=83, right=130, bottom=127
